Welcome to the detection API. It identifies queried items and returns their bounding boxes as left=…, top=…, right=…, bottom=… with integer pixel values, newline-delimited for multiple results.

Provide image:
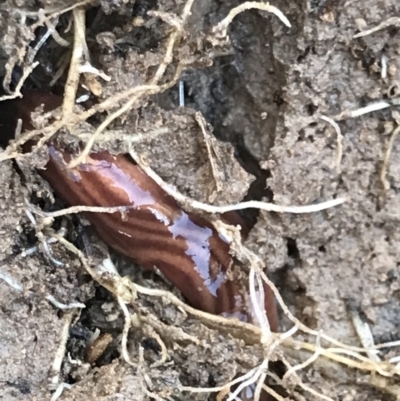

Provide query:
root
left=319, top=115, right=343, bottom=173
left=0, top=62, right=39, bottom=101
left=62, top=7, right=86, bottom=116
left=37, top=11, right=69, bottom=48
left=212, top=1, right=291, bottom=39
left=49, top=310, right=80, bottom=401
left=353, top=16, right=400, bottom=38
left=380, top=125, right=400, bottom=192
left=129, top=148, right=346, bottom=215
left=195, top=111, right=223, bottom=193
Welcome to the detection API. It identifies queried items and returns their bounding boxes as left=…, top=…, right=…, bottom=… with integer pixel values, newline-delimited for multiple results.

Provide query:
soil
left=1, top=0, right=400, bottom=401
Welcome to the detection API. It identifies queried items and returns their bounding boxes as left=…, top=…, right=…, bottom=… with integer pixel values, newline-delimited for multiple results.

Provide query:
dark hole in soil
left=286, top=238, right=300, bottom=260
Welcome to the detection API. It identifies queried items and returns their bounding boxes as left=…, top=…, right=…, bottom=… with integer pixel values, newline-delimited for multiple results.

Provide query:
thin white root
left=129, top=148, right=346, bottom=214
left=319, top=115, right=343, bottom=172
left=62, top=7, right=86, bottom=116
left=45, top=295, right=86, bottom=310
left=283, top=331, right=323, bottom=381
left=0, top=62, right=39, bottom=101
left=0, top=271, right=23, bottom=291
left=118, top=297, right=136, bottom=367
left=349, top=308, right=381, bottom=363
left=353, top=17, right=400, bottom=38
left=49, top=312, right=74, bottom=387
left=380, top=125, right=400, bottom=191
left=37, top=10, right=69, bottom=47
left=195, top=111, right=223, bottom=192
left=213, top=1, right=291, bottom=39
left=50, top=383, right=73, bottom=401
left=333, top=101, right=390, bottom=120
